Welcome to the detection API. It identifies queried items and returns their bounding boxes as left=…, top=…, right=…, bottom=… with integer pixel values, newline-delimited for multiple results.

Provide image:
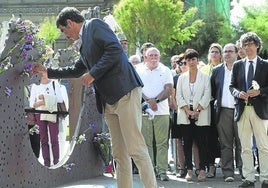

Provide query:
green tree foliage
left=37, top=17, right=60, bottom=45
left=175, top=7, right=240, bottom=61
left=240, top=4, right=268, bottom=56
left=113, top=0, right=203, bottom=55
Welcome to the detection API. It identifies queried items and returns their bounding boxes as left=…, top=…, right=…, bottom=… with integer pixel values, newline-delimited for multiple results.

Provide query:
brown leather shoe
left=197, top=170, right=206, bottom=182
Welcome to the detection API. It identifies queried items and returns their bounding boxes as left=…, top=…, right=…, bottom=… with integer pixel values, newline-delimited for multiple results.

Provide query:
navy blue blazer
left=211, top=63, right=226, bottom=124
left=229, top=56, right=268, bottom=121
left=48, top=18, right=143, bottom=113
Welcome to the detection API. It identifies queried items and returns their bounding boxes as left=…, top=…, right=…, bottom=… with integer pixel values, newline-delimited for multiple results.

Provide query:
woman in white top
left=29, top=72, right=63, bottom=167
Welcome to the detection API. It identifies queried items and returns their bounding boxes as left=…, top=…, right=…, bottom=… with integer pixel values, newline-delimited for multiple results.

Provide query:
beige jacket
left=176, top=70, right=211, bottom=126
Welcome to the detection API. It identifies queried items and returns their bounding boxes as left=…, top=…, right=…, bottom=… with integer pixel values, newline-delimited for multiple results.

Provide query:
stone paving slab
left=55, top=169, right=261, bottom=188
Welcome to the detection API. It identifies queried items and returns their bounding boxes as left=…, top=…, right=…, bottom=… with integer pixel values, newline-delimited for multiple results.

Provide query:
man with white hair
left=136, top=47, right=173, bottom=181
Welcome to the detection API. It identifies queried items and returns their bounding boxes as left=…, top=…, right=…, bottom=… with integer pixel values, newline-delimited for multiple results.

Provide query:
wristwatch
left=155, top=98, right=160, bottom=103
left=196, top=109, right=201, bottom=112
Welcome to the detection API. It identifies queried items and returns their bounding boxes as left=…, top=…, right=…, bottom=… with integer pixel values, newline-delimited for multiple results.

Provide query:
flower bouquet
left=93, top=132, right=114, bottom=176
left=0, top=18, right=46, bottom=76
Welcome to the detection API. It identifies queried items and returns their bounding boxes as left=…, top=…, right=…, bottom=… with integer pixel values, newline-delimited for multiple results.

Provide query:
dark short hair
left=56, top=7, right=85, bottom=28
left=140, top=42, right=154, bottom=54
left=240, top=32, right=262, bottom=53
left=224, top=43, right=238, bottom=53
left=184, top=49, right=199, bottom=59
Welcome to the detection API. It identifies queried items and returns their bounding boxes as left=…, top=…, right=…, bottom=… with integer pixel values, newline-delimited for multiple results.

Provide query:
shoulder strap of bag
left=25, top=85, right=31, bottom=99
left=52, top=81, right=56, bottom=95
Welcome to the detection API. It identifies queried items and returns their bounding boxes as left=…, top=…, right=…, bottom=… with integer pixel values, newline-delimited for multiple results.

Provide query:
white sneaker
left=225, top=176, right=234, bottom=182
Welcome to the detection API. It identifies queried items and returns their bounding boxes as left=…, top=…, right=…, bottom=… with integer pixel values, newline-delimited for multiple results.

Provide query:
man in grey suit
left=33, top=7, right=157, bottom=188
left=211, top=43, right=242, bottom=182
left=230, top=32, right=268, bottom=188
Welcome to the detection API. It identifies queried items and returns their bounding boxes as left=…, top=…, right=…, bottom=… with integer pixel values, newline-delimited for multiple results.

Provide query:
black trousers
left=207, top=102, right=221, bottom=166
left=180, top=123, right=209, bottom=170
left=28, top=125, right=40, bottom=158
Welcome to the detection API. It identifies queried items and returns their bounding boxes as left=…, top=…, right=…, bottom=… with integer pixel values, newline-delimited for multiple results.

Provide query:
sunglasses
left=177, top=61, right=187, bottom=66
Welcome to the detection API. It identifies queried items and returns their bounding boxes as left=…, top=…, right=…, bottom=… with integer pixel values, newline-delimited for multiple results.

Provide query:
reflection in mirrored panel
left=24, top=79, right=71, bottom=168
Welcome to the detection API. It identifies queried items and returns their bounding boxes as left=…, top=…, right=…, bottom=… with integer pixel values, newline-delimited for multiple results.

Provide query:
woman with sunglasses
left=170, top=53, right=201, bottom=179
left=176, top=49, right=211, bottom=182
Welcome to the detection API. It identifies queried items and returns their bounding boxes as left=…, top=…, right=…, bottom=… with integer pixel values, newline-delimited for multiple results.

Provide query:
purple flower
left=22, top=49, right=28, bottom=60
left=63, top=163, right=76, bottom=173
left=4, top=87, right=12, bottom=97
left=25, top=63, right=33, bottom=71
left=89, top=123, right=97, bottom=129
left=90, top=87, right=96, bottom=95
left=24, top=35, right=34, bottom=42
left=44, top=58, right=51, bottom=66
left=23, top=43, right=33, bottom=50
left=66, top=167, right=71, bottom=172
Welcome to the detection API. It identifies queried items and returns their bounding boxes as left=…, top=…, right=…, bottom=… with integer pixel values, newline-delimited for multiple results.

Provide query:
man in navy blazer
left=229, top=32, right=268, bottom=188
left=33, top=7, right=157, bottom=188
left=211, top=43, right=242, bottom=182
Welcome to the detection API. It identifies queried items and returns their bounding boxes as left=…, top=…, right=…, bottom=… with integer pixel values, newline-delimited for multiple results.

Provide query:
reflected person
left=29, top=73, right=63, bottom=167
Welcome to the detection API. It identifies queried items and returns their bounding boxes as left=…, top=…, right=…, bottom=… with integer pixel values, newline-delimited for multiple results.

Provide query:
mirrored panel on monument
left=24, top=78, right=71, bottom=168
left=1, top=7, right=98, bottom=169
left=23, top=45, right=80, bottom=168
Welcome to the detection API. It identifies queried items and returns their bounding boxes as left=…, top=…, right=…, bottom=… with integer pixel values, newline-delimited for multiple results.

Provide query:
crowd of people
left=127, top=32, right=268, bottom=188
left=31, top=6, right=268, bottom=188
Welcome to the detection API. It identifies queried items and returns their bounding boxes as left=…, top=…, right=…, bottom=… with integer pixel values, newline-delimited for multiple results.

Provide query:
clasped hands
left=186, top=109, right=199, bottom=121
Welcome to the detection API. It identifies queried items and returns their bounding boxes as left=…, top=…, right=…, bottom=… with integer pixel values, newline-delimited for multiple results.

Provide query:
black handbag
left=52, top=81, right=68, bottom=118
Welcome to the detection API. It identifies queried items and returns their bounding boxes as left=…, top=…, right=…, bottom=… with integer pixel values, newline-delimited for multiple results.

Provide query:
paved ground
left=55, top=168, right=262, bottom=188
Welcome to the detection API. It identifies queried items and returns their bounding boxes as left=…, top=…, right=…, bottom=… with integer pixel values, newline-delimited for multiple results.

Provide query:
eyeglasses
left=243, top=42, right=255, bottom=48
left=223, top=50, right=235, bottom=53
left=148, top=54, right=159, bottom=57
left=210, top=51, right=220, bottom=54
left=177, top=61, right=187, bottom=66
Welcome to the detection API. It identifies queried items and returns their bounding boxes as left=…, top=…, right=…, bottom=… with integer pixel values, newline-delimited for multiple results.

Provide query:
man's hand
left=81, top=73, right=95, bottom=87
left=32, top=63, right=47, bottom=75
left=146, top=98, right=158, bottom=111
left=238, top=91, right=249, bottom=100
left=248, top=89, right=260, bottom=98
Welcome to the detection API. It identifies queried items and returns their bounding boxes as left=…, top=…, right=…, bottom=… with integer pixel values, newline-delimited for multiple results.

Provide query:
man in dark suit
left=211, top=43, right=242, bottom=182
left=33, top=7, right=157, bottom=188
left=230, top=32, right=268, bottom=188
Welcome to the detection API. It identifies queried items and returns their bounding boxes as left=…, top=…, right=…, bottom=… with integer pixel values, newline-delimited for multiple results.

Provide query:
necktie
left=247, top=61, right=254, bottom=90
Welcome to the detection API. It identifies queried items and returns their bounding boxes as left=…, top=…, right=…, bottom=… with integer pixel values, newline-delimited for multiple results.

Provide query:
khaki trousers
left=142, top=115, right=170, bottom=175
left=104, top=87, right=157, bottom=188
left=237, top=106, right=268, bottom=183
